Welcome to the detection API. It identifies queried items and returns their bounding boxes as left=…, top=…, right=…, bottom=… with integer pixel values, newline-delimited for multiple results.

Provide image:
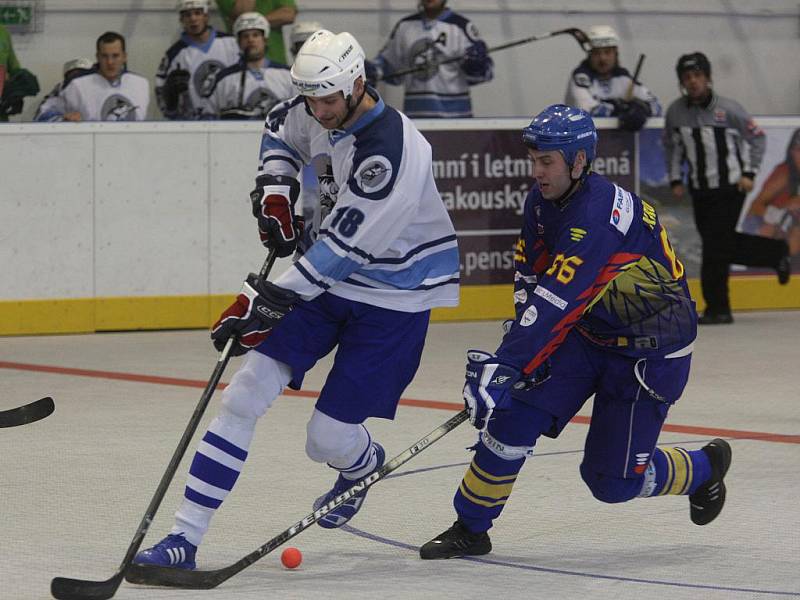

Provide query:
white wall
left=5, top=0, right=800, bottom=121
left=0, top=121, right=294, bottom=299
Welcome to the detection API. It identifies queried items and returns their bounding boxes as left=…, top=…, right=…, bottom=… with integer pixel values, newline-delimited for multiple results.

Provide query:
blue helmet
left=522, top=104, right=597, bottom=168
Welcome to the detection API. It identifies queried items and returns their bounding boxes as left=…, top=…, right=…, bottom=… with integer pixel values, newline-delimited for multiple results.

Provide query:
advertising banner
left=422, top=128, right=635, bottom=285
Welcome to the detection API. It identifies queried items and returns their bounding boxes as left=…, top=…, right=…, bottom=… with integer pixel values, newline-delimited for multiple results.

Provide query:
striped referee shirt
left=663, top=92, right=765, bottom=192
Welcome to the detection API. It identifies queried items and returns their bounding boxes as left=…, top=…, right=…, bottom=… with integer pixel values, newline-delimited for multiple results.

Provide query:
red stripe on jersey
left=522, top=252, right=643, bottom=374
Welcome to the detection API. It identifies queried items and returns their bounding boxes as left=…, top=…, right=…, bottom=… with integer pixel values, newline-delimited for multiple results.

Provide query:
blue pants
left=256, top=292, right=431, bottom=424
left=456, top=330, right=692, bottom=530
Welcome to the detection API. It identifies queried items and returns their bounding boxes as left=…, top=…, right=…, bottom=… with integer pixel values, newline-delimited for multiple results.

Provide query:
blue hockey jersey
left=499, top=173, right=697, bottom=377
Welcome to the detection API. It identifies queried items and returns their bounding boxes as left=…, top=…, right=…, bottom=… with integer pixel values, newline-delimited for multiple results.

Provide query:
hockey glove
left=250, top=174, right=303, bottom=257
left=462, top=41, right=490, bottom=78
left=463, top=350, right=521, bottom=431
left=615, top=98, right=651, bottom=132
left=211, top=274, right=298, bottom=356
left=162, top=68, right=190, bottom=111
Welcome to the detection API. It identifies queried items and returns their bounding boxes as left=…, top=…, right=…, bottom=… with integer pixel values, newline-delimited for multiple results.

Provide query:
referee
left=664, top=52, right=790, bottom=325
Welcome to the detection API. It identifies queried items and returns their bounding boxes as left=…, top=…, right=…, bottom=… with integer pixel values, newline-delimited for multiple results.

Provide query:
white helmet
left=177, top=0, right=209, bottom=13
left=63, top=57, right=94, bottom=76
left=290, top=21, right=323, bottom=48
left=290, top=30, right=365, bottom=98
left=233, top=12, right=270, bottom=37
left=587, top=25, right=619, bottom=49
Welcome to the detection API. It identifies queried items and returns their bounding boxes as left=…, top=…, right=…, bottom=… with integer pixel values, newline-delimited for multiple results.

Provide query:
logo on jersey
left=246, top=88, right=280, bottom=117
left=354, top=155, right=393, bottom=195
left=533, top=285, right=567, bottom=310
left=609, top=184, right=634, bottom=235
left=570, top=227, right=587, bottom=242
left=194, top=60, right=225, bottom=97
left=318, top=162, right=340, bottom=214
left=573, top=72, right=591, bottom=88
left=408, top=34, right=446, bottom=81
left=101, top=95, right=138, bottom=121
left=713, top=108, right=727, bottom=123
left=513, top=289, right=527, bottom=304
left=520, top=305, right=538, bottom=327
left=634, top=452, right=650, bottom=474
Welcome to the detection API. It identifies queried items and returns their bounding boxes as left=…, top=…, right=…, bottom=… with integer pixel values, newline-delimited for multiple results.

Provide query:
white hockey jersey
left=34, top=82, right=66, bottom=122
left=564, top=59, right=662, bottom=117
left=156, top=29, right=240, bottom=120
left=60, top=70, right=150, bottom=121
left=374, top=9, right=493, bottom=118
left=259, top=91, right=460, bottom=312
left=207, top=59, right=295, bottom=119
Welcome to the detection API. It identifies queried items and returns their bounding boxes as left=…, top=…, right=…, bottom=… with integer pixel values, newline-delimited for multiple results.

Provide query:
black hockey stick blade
left=126, top=409, right=470, bottom=589
left=0, top=396, right=54, bottom=428
left=51, top=572, right=124, bottom=600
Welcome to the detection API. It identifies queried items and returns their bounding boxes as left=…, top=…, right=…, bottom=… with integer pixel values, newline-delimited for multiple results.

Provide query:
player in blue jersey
left=419, top=104, right=732, bottom=559
left=135, top=29, right=459, bottom=570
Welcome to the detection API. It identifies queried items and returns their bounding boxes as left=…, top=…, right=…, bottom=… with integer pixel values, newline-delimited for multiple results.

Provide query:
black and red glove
left=211, top=274, right=298, bottom=356
left=250, top=175, right=303, bottom=257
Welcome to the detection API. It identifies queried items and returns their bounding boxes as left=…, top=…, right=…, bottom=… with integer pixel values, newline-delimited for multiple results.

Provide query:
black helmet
left=676, top=52, right=711, bottom=80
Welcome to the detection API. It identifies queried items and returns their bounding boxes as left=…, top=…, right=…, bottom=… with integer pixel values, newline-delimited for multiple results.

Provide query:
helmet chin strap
left=550, top=163, right=590, bottom=210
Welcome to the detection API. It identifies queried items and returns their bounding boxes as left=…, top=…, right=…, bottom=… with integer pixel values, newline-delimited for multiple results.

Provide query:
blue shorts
left=256, top=293, right=430, bottom=424
left=492, top=329, right=692, bottom=479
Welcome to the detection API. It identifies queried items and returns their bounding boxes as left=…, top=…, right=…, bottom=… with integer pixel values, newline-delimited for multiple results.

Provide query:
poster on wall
left=422, top=129, right=635, bottom=285
left=737, top=127, right=800, bottom=263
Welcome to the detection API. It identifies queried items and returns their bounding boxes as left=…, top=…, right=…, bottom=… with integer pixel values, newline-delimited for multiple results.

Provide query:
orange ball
left=281, top=547, right=302, bottom=569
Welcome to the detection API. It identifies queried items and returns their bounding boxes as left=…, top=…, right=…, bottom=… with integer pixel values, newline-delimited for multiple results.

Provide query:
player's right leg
left=134, top=351, right=291, bottom=569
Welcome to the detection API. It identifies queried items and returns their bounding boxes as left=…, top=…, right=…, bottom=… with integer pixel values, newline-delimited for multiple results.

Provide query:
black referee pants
left=692, top=186, right=787, bottom=315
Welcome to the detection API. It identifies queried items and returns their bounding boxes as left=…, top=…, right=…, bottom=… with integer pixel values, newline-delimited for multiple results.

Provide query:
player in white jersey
left=155, top=0, right=240, bottom=120
left=60, top=32, right=149, bottom=121
left=564, top=25, right=661, bottom=131
left=366, top=0, right=493, bottom=118
left=135, top=29, right=459, bottom=570
left=207, top=12, right=294, bottom=120
left=33, top=58, right=93, bottom=122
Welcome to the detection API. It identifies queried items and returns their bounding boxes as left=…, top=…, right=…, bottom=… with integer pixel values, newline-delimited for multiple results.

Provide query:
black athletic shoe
left=777, top=254, right=791, bottom=285
left=690, top=438, right=732, bottom=525
left=698, top=312, right=734, bottom=325
left=419, top=521, right=492, bottom=559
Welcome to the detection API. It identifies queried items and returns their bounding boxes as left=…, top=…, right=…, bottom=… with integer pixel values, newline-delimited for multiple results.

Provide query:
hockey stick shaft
left=625, top=53, right=646, bottom=101
left=379, top=27, right=589, bottom=81
left=50, top=249, right=278, bottom=600
left=125, top=409, right=470, bottom=589
left=0, top=396, right=54, bottom=428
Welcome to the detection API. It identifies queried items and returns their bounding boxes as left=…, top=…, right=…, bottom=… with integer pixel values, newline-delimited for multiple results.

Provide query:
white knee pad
left=221, top=351, right=291, bottom=421
left=305, top=409, right=369, bottom=467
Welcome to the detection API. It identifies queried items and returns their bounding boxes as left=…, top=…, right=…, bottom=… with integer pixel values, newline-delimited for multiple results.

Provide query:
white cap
left=587, top=25, right=619, bottom=49
left=233, top=12, right=270, bottom=37
left=177, top=0, right=209, bottom=13
left=290, top=21, right=323, bottom=48
left=63, top=57, right=94, bottom=76
left=290, top=30, right=365, bottom=98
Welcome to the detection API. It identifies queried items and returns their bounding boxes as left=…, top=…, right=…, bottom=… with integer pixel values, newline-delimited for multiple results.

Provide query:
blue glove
left=462, top=41, right=490, bottom=78
left=463, top=350, right=520, bottom=431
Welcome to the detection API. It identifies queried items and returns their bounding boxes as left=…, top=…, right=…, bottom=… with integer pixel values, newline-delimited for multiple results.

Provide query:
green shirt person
left=215, top=0, right=297, bottom=64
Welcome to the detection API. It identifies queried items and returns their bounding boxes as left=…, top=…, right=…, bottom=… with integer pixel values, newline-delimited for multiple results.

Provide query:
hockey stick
left=624, top=53, right=646, bottom=101
left=50, top=249, right=279, bottom=600
left=125, top=408, right=470, bottom=589
left=0, top=396, right=54, bottom=428
left=379, top=27, right=589, bottom=81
